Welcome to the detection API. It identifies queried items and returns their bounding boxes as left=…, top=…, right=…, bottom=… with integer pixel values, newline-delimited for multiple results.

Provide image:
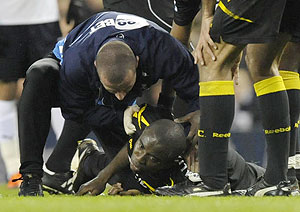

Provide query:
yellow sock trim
left=254, top=76, right=286, bottom=97
left=279, top=70, right=300, bottom=90
left=199, top=81, right=234, bottom=96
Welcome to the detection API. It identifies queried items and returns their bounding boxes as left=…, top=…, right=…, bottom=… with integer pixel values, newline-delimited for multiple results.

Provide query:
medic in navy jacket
left=53, top=12, right=199, bottom=129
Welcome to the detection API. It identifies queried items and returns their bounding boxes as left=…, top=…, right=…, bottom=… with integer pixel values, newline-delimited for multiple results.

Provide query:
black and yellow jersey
left=126, top=104, right=188, bottom=193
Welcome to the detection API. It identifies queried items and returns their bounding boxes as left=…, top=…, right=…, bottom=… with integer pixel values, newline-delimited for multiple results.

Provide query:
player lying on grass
left=73, top=104, right=265, bottom=196
left=17, top=11, right=201, bottom=196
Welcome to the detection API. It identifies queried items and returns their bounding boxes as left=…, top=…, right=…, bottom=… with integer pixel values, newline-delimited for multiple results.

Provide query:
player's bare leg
left=0, top=81, right=20, bottom=182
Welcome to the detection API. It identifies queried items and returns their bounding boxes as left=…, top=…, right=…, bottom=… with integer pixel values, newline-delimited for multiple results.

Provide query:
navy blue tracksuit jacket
left=53, top=12, right=199, bottom=129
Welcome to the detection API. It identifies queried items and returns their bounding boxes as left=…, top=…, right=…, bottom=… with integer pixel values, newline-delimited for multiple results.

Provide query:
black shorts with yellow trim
left=209, top=0, right=286, bottom=45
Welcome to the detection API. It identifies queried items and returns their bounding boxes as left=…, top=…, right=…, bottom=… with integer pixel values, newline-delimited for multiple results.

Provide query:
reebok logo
left=264, top=126, right=291, bottom=135
left=212, top=132, right=231, bottom=138
left=198, top=130, right=231, bottom=138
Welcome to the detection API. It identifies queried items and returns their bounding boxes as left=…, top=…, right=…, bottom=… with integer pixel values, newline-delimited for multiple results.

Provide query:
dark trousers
left=19, top=56, right=61, bottom=176
left=18, top=55, right=128, bottom=176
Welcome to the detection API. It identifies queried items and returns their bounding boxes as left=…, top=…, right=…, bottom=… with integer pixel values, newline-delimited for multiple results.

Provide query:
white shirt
left=0, top=0, right=59, bottom=25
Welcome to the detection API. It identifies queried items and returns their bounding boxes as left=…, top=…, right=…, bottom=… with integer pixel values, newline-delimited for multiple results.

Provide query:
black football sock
left=198, top=81, right=235, bottom=189
left=280, top=71, right=300, bottom=181
left=254, top=76, right=290, bottom=185
left=46, top=120, right=90, bottom=173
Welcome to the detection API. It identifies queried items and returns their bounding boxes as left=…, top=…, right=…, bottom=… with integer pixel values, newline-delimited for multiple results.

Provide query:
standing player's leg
left=198, top=39, right=245, bottom=190
left=278, top=42, right=300, bottom=186
left=245, top=33, right=291, bottom=193
left=0, top=81, right=19, bottom=181
left=246, top=0, right=300, bottom=195
left=0, top=26, right=26, bottom=182
left=196, top=0, right=292, bottom=196
left=277, top=0, right=300, bottom=186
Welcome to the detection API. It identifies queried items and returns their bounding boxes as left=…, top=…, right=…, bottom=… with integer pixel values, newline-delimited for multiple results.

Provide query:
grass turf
left=1, top=185, right=300, bottom=212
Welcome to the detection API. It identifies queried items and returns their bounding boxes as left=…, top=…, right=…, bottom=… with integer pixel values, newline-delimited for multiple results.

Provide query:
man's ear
left=94, top=60, right=97, bottom=67
left=136, top=56, right=139, bottom=68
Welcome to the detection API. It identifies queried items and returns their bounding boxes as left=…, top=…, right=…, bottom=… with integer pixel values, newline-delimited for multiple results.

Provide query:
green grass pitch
left=1, top=185, right=300, bottom=212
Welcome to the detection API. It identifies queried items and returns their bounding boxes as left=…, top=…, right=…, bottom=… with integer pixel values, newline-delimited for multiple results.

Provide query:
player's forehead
left=138, top=128, right=158, bottom=145
left=138, top=129, right=166, bottom=153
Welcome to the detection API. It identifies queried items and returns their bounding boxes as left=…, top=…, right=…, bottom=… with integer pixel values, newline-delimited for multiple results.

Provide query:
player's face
left=129, top=129, right=170, bottom=174
left=101, top=70, right=136, bottom=100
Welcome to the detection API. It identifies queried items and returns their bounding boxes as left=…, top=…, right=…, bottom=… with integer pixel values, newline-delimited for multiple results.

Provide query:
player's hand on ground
left=124, top=105, right=140, bottom=135
left=174, top=110, right=200, bottom=149
left=108, top=183, right=124, bottom=195
left=75, top=176, right=106, bottom=196
left=193, top=16, right=217, bottom=65
left=108, top=183, right=141, bottom=196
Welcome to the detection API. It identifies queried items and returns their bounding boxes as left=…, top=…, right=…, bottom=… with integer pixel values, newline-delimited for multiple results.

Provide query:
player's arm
left=157, top=80, right=176, bottom=111
left=194, top=0, right=217, bottom=65
left=151, top=33, right=199, bottom=113
left=171, top=22, right=193, bottom=47
left=76, top=144, right=129, bottom=196
left=149, top=33, right=200, bottom=144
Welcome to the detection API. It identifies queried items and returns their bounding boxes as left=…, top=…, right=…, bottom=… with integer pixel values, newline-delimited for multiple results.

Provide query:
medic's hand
left=174, top=110, right=200, bottom=150
left=123, top=105, right=140, bottom=135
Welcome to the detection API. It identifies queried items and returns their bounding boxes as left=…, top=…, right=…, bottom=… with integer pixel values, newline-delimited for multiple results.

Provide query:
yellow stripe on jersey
left=218, top=0, right=253, bottom=23
left=254, top=76, right=286, bottom=97
left=133, top=112, right=138, bottom=118
left=142, top=180, right=155, bottom=192
left=138, top=104, right=147, bottom=129
left=279, top=70, right=300, bottom=90
left=199, top=81, right=234, bottom=96
left=142, top=178, right=175, bottom=193
left=141, top=116, right=150, bottom=127
left=169, top=178, right=174, bottom=187
left=128, top=138, right=133, bottom=150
